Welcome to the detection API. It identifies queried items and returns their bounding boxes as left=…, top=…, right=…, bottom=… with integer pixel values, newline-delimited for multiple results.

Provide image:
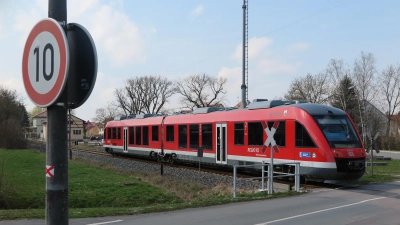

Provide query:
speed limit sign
left=22, top=18, right=69, bottom=107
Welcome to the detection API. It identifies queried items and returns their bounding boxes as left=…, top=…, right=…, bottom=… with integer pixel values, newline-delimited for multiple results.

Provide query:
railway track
left=72, top=148, right=338, bottom=191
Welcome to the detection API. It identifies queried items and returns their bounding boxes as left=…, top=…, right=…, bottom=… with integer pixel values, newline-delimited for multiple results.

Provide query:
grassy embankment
left=359, top=157, right=400, bottom=184
left=0, top=149, right=299, bottom=220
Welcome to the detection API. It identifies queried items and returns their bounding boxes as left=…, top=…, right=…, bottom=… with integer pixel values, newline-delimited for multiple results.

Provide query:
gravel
left=73, top=150, right=264, bottom=191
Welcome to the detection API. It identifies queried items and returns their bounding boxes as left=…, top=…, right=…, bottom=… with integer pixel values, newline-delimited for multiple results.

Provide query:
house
left=30, top=111, right=47, bottom=139
left=234, top=100, right=251, bottom=108
left=85, top=120, right=104, bottom=138
left=31, top=111, right=85, bottom=141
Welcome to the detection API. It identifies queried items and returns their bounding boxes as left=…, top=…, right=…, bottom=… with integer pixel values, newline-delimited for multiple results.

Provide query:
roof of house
left=32, top=110, right=85, bottom=122
left=85, top=121, right=104, bottom=131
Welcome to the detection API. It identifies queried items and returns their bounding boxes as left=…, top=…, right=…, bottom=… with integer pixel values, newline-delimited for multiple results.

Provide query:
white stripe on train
left=103, top=144, right=337, bottom=169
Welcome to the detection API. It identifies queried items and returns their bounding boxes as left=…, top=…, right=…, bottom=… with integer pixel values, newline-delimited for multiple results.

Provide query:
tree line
left=0, top=85, right=29, bottom=149
left=284, top=52, right=400, bottom=148
left=92, top=74, right=228, bottom=124
left=3, top=51, right=399, bottom=149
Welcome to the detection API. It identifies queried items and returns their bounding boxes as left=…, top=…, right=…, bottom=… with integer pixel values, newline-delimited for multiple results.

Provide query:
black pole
left=69, top=109, right=72, bottom=160
left=47, top=1, right=68, bottom=225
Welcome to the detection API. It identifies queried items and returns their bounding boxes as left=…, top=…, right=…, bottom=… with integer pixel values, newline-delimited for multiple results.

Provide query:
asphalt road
left=374, top=150, right=400, bottom=160
left=2, top=181, right=399, bottom=225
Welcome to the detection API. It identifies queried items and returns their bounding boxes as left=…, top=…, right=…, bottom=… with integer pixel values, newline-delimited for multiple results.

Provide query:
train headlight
left=312, top=153, right=317, bottom=158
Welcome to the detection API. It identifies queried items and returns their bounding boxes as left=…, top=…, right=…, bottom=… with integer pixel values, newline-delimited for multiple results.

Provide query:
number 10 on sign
left=22, top=18, right=69, bottom=107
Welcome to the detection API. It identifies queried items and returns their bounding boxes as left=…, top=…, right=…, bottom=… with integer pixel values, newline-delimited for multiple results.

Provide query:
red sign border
left=22, top=18, right=69, bottom=107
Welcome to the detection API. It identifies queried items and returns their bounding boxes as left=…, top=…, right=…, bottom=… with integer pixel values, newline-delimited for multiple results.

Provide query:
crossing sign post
left=22, top=18, right=69, bottom=107
left=366, top=132, right=380, bottom=176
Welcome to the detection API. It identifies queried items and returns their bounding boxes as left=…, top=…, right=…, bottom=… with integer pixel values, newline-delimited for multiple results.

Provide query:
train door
left=123, top=127, right=128, bottom=153
left=215, top=123, right=227, bottom=164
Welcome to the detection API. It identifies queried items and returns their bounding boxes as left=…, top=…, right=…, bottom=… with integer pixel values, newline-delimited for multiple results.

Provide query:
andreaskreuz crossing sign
left=22, top=18, right=69, bottom=107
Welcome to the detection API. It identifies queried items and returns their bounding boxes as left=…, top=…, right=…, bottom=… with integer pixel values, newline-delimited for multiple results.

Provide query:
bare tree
left=352, top=52, right=377, bottom=143
left=326, top=59, right=351, bottom=110
left=29, top=106, right=45, bottom=117
left=92, top=102, right=123, bottom=124
left=378, top=64, right=400, bottom=136
left=115, top=75, right=175, bottom=115
left=284, top=72, right=330, bottom=103
left=175, top=73, right=227, bottom=109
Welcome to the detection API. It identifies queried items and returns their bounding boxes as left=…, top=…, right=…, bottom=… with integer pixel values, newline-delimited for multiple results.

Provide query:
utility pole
left=241, top=0, right=248, bottom=108
left=47, top=1, right=68, bottom=224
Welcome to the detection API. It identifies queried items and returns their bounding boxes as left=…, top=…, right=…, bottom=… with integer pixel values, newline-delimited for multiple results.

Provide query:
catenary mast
left=241, top=0, right=249, bottom=108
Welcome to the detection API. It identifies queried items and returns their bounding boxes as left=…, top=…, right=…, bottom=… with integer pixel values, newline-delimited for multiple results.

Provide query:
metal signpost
left=22, top=1, right=97, bottom=224
left=366, top=132, right=380, bottom=177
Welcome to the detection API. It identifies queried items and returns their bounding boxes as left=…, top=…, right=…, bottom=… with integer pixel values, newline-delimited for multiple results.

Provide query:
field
left=0, top=149, right=299, bottom=220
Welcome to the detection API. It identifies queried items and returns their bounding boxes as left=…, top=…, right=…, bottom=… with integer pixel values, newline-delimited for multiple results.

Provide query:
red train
left=103, top=100, right=366, bottom=183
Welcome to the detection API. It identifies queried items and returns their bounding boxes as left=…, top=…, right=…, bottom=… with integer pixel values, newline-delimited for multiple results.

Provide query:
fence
left=233, top=161, right=300, bottom=197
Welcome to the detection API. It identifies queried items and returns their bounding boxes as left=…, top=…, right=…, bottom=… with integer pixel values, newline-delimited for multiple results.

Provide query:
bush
left=0, top=119, right=27, bottom=149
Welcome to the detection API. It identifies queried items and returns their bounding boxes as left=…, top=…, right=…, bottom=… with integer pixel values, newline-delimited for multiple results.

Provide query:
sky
left=1, top=0, right=400, bottom=121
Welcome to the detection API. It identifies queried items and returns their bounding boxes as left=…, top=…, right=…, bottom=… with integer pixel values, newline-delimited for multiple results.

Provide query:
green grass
left=360, top=159, right=400, bottom=184
left=0, top=149, right=300, bottom=220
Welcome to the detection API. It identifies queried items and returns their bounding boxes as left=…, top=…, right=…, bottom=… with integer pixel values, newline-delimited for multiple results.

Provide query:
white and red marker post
left=22, top=1, right=69, bottom=224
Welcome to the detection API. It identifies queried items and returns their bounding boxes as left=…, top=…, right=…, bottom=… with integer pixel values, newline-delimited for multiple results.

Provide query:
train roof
left=291, top=103, right=346, bottom=116
left=106, top=100, right=347, bottom=126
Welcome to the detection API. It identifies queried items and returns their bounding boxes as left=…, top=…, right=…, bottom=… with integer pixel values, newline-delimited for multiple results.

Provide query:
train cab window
left=190, top=124, right=199, bottom=149
left=143, top=126, right=149, bottom=146
left=178, top=125, right=188, bottom=148
left=135, top=126, right=141, bottom=145
left=234, top=123, right=244, bottom=145
left=295, top=121, right=316, bottom=147
left=166, top=125, right=174, bottom=142
left=269, top=121, right=285, bottom=147
left=112, top=127, right=117, bottom=139
left=152, top=126, right=159, bottom=142
left=248, top=122, right=263, bottom=145
left=129, top=127, right=134, bottom=145
left=202, top=124, right=212, bottom=150
left=117, top=127, right=121, bottom=140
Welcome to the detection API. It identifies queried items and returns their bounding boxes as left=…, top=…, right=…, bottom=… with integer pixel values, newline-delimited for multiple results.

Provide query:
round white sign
left=22, top=18, right=69, bottom=107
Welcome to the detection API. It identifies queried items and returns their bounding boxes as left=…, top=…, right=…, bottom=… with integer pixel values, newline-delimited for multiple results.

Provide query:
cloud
left=234, top=37, right=274, bottom=61
left=87, top=5, right=145, bottom=66
left=191, top=5, right=204, bottom=17
left=219, top=36, right=304, bottom=105
left=218, top=67, right=242, bottom=106
left=75, top=71, right=121, bottom=120
left=68, top=0, right=100, bottom=18
left=13, top=0, right=145, bottom=67
left=13, top=6, right=45, bottom=45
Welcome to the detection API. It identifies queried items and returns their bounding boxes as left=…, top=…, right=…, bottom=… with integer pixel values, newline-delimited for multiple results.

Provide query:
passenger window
left=178, top=125, right=188, bottom=148
left=202, top=124, right=212, bottom=150
left=234, top=123, right=244, bottom=145
left=143, top=126, right=149, bottom=146
left=152, top=126, right=159, bottom=142
left=129, top=127, right=134, bottom=144
left=166, top=125, right=174, bottom=142
left=295, top=121, right=316, bottom=147
left=248, top=122, right=263, bottom=145
left=136, top=126, right=141, bottom=145
left=190, top=124, right=199, bottom=149
left=117, top=127, right=121, bottom=140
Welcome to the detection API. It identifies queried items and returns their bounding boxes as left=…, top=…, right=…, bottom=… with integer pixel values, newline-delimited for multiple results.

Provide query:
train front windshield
left=313, top=115, right=362, bottom=148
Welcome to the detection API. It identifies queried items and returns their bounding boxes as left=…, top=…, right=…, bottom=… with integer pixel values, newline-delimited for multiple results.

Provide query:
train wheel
left=168, top=156, right=174, bottom=164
